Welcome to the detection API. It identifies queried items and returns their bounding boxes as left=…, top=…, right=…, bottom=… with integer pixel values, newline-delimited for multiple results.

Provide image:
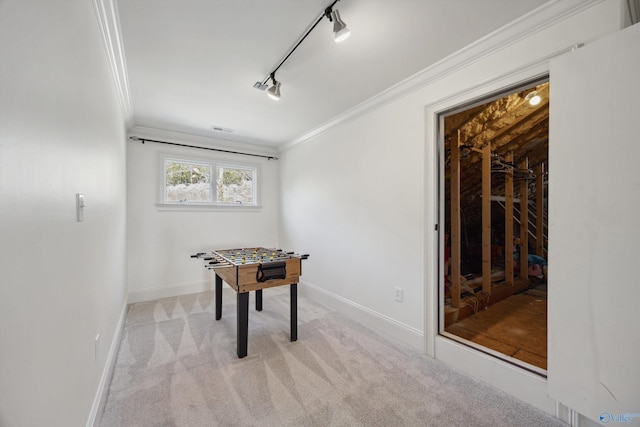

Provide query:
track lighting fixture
left=330, top=9, right=350, bottom=42
left=267, top=74, right=281, bottom=101
left=254, top=0, right=350, bottom=100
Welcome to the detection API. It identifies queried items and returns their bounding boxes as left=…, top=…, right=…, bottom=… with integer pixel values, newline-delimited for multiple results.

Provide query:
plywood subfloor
left=445, top=288, right=547, bottom=370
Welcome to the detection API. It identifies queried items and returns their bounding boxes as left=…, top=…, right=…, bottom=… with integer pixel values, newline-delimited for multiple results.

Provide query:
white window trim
left=157, top=153, right=261, bottom=211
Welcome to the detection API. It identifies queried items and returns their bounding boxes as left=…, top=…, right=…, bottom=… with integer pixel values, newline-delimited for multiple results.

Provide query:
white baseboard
left=299, top=280, right=424, bottom=352
left=87, top=298, right=128, bottom=427
left=128, top=280, right=214, bottom=304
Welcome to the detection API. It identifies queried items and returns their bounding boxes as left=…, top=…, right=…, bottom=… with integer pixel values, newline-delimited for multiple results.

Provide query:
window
left=165, top=160, right=212, bottom=203
left=160, top=155, right=259, bottom=208
left=216, top=165, right=255, bottom=204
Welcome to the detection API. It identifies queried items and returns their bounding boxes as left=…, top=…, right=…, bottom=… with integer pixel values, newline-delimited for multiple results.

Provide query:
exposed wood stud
left=505, top=152, right=514, bottom=286
left=482, top=143, right=492, bottom=294
left=519, top=158, right=529, bottom=280
left=450, top=130, right=461, bottom=308
left=536, top=163, right=546, bottom=257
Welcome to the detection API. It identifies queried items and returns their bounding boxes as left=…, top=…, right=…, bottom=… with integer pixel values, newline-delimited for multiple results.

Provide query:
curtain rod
left=129, top=136, right=279, bottom=160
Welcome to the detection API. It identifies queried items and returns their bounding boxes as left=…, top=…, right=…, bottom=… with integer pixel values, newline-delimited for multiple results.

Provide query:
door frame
left=434, top=75, right=549, bottom=377
left=424, top=65, right=550, bottom=357
left=422, top=62, right=556, bottom=413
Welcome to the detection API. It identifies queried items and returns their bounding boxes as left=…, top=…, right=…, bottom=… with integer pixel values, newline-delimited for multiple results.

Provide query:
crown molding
left=92, top=0, right=134, bottom=129
left=278, top=0, right=606, bottom=152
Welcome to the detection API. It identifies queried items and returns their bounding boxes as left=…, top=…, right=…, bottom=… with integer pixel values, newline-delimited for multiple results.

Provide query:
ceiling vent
left=211, top=126, right=233, bottom=133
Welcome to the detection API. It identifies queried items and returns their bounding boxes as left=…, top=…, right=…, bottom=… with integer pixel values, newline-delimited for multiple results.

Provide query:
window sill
left=156, top=203, right=262, bottom=212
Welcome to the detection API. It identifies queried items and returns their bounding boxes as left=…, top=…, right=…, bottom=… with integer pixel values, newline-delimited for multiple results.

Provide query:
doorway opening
left=439, top=78, right=549, bottom=374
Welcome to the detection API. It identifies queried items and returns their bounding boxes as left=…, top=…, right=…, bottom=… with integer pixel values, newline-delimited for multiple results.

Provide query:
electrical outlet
left=95, top=334, right=100, bottom=362
left=394, top=287, right=403, bottom=302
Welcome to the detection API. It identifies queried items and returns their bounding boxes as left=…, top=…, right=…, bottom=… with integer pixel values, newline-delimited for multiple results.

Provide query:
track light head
left=267, top=74, right=281, bottom=100
left=331, top=9, right=350, bottom=42
left=267, top=81, right=281, bottom=100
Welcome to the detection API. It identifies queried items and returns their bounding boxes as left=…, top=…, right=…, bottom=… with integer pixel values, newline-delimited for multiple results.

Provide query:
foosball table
left=191, top=247, right=309, bottom=358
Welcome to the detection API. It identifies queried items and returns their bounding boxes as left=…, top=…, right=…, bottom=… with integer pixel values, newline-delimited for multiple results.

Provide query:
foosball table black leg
left=237, top=292, right=249, bottom=358
left=290, top=283, right=297, bottom=342
left=215, top=274, right=223, bottom=321
left=255, top=289, right=263, bottom=311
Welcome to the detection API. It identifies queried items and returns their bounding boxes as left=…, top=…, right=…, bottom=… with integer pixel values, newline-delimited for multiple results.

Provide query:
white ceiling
left=116, top=0, right=549, bottom=148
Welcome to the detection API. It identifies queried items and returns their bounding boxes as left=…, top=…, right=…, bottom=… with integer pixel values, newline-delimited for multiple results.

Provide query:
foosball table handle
left=256, top=261, right=287, bottom=282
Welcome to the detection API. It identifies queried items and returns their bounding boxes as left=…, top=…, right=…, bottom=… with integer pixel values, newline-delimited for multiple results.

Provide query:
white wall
left=0, top=1, right=128, bottom=426
left=126, top=128, right=280, bottom=302
left=279, top=99, right=426, bottom=347
left=279, top=0, right=626, bottom=420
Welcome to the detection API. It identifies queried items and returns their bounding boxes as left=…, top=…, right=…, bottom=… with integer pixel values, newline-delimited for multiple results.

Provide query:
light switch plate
left=76, top=193, right=85, bottom=222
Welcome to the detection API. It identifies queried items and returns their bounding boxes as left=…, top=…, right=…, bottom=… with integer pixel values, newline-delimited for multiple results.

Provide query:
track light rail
left=255, top=0, right=341, bottom=88
left=254, top=0, right=348, bottom=99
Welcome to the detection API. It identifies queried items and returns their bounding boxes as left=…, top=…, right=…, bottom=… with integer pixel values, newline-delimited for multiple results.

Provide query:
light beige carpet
left=99, top=287, right=565, bottom=426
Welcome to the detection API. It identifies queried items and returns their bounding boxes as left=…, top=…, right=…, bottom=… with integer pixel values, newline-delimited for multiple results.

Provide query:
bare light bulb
left=525, top=90, right=541, bottom=106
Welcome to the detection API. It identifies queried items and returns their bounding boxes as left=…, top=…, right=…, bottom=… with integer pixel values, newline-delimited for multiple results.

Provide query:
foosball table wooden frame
left=191, top=248, right=308, bottom=358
